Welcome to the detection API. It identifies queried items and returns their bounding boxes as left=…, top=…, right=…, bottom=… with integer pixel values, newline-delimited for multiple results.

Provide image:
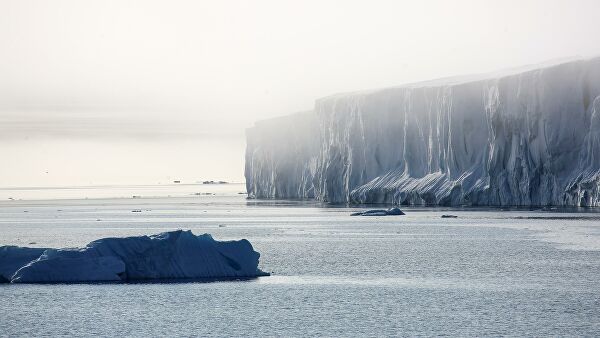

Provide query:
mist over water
left=2, top=0, right=600, bottom=186
left=0, top=136, right=245, bottom=187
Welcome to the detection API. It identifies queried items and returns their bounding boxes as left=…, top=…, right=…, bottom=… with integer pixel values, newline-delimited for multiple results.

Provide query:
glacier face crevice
left=246, top=57, right=600, bottom=206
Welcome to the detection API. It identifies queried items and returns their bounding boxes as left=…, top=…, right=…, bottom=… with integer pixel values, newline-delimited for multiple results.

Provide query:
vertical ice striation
left=245, top=111, right=320, bottom=199
left=245, top=57, right=600, bottom=206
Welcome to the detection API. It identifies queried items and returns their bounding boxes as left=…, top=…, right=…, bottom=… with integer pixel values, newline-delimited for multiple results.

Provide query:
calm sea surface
left=1, top=184, right=599, bottom=336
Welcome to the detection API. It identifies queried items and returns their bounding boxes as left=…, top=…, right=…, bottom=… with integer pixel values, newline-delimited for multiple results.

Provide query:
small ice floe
left=351, top=207, right=405, bottom=216
left=441, top=214, right=458, bottom=218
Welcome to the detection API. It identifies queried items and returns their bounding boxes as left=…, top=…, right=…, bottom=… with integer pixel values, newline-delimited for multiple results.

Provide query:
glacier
left=246, top=57, right=600, bottom=206
left=0, top=230, right=268, bottom=283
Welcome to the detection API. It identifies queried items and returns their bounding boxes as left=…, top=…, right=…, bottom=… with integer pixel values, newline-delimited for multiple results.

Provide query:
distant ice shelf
left=245, top=56, right=600, bottom=206
left=0, top=230, right=268, bottom=283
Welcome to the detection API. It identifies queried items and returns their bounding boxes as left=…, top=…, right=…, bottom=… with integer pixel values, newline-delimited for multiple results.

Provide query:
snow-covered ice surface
left=1, top=230, right=266, bottom=283
left=1, top=184, right=599, bottom=336
left=246, top=56, right=600, bottom=206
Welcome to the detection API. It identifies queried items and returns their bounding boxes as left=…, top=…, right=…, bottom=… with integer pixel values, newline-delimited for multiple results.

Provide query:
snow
left=0, top=230, right=268, bottom=283
left=246, top=56, right=600, bottom=206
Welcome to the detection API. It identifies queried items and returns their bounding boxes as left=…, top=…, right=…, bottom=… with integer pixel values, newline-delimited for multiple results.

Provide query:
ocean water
left=1, top=184, right=599, bottom=336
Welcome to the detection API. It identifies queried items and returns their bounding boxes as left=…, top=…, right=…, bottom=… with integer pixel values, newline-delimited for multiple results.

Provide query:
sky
left=1, top=0, right=600, bottom=187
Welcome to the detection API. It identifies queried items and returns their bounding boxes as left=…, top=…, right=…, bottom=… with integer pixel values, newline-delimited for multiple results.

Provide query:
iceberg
left=246, top=57, right=600, bottom=206
left=350, top=207, right=405, bottom=216
left=0, top=230, right=268, bottom=283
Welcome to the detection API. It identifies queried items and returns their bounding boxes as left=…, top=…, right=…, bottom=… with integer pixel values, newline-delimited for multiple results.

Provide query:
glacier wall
left=246, top=57, right=600, bottom=206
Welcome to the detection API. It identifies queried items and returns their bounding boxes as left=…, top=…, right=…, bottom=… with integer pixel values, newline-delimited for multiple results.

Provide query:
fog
left=1, top=0, right=600, bottom=186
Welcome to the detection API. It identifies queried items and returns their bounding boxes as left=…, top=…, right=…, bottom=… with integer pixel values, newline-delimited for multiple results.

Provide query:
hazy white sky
left=1, top=0, right=600, bottom=186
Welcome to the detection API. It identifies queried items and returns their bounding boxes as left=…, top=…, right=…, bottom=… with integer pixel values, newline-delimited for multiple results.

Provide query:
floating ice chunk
left=1, top=230, right=268, bottom=283
left=351, top=207, right=405, bottom=216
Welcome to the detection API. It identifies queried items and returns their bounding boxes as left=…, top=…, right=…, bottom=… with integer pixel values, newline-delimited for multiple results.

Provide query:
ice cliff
left=0, top=230, right=268, bottom=283
left=246, top=57, right=600, bottom=206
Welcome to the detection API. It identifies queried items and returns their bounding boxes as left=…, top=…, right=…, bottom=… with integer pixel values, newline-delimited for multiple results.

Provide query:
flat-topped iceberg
left=0, top=230, right=268, bottom=283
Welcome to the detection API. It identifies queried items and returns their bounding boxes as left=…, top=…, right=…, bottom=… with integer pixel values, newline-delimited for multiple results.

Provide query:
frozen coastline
left=246, top=57, right=600, bottom=206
